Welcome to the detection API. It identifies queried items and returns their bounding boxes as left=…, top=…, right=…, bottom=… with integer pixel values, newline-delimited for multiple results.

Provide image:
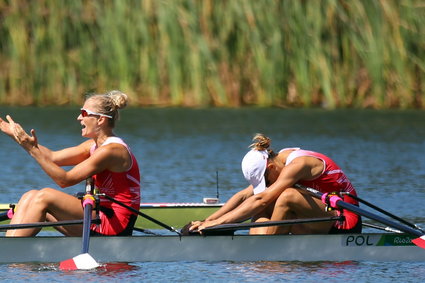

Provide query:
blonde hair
left=249, top=133, right=277, bottom=158
left=86, top=90, right=129, bottom=127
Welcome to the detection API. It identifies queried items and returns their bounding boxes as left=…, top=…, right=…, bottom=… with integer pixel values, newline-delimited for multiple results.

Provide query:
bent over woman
left=0, top=90, right=141, bottom=237
left=190, top=133, right=361, bottom=235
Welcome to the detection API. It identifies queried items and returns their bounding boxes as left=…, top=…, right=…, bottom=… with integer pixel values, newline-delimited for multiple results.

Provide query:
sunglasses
left=80, top=108, right=112, bottom=118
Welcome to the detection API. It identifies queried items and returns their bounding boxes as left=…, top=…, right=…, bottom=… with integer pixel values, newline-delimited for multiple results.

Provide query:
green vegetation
left=0, top=0, right=423, bottom=108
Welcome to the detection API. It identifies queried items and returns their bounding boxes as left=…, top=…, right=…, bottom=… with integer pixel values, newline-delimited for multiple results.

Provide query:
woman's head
left=241, top=134, right=277, bottom=194
left=84, top=90, right=128, bottom=128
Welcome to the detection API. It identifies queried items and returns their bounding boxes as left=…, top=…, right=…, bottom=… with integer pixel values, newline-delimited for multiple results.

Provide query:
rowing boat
left=0, top=202, right=222, bottom=230
left=1, top=192, right=425, bottom=264
left=0, top=232, right=424, bottom=263
left=1, top=202, right=424, bottom=263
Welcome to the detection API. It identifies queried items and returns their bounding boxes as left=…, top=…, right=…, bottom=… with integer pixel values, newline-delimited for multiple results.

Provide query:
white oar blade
left=59, top=253, right=99, bottom=270
left=412, top=235, right=425, bottom=249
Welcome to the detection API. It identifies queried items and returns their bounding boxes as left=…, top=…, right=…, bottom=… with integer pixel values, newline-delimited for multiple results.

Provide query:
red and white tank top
left=283, top=148, right=360, bottom=230
left=90, top=137, right=141, bottom=214
left=284, top=148, right=356, bottom=195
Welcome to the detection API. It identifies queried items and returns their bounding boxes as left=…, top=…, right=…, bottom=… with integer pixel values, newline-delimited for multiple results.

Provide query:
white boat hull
left=1, top=233, right=424, bottom=263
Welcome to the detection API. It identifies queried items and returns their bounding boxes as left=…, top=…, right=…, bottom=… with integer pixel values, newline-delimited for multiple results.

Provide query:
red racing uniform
left=89, top=137, right=141, bottom=235
left=284, top=148, right=361, bottom=231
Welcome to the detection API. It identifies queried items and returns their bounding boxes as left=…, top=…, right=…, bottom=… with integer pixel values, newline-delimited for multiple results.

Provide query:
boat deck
left=0, top=202, right=223, bottom=230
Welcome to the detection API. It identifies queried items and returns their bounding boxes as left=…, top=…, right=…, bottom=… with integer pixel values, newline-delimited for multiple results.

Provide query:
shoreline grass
left=0, top=0, right=423, bottom=108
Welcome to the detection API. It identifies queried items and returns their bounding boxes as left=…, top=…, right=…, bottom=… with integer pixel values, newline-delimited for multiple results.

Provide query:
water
left=3, top=261, right=425, bottom=282
left=0, top=107, right=424, bottom=282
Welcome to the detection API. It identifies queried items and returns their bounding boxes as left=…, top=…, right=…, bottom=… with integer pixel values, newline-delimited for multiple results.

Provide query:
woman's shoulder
left=79, top=139, right=96, bottom=150
left=102, top=136, right=127, bottom=146
left=99, top=137, right=131, bottom=155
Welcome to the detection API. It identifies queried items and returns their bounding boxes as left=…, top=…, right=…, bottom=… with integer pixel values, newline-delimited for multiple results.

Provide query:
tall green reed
left=0, top=0, right=423, bottom=108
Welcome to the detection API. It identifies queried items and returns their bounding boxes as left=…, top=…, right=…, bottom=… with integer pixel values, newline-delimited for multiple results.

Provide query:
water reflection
left=96, top=262, right=138, bottom=276
left=6, top=262, right=139, bottom=281
left=227, top=260, right=360, bottom=277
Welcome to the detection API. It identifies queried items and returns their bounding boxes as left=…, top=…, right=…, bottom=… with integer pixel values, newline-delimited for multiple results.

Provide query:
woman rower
left=190, top=133, right=361, bottom=235
left=0, top=90, right=141, bottom=237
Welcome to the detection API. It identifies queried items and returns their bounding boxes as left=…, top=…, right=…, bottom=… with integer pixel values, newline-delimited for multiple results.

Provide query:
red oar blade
left=412, top=235, right=425, bottom=249
left=59, top=253, right=100, bottom=271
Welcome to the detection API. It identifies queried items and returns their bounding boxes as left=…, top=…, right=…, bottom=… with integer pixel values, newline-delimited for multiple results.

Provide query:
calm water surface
left=0, top=107, right=424, bottom=282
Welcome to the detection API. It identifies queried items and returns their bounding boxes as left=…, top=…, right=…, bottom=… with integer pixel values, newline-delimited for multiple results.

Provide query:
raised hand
left=0, top=115, right=38, bottom=151
left=0, top=115, right=16, bottom=138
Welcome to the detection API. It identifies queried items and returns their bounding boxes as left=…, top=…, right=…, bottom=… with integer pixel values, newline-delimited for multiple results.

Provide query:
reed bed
left=0, top=0, right=423, bottom=108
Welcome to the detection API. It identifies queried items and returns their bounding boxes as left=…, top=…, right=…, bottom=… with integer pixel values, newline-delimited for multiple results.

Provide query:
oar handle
left=81, top=178, right=95, bottom=254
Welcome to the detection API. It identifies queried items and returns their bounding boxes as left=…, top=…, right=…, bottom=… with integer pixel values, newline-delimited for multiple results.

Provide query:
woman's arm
left=189, top=186, right=253, bottom=231
left=0, top=115, right=91, bottom=166
left=197, top=158, right=317, bottom=230
left=0, top=115, right=114, bottom=188
left=48, top=141, right=93, bottom=166
left=207, top=186, right=253, bottom=221
left=29, top=141, right=124, bottom=188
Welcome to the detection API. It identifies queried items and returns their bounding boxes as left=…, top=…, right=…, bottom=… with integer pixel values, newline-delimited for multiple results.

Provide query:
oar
left=0, top=211, right=10, bottom=222
left=362, top=222, right=402, bottom=233
left=132, top=227, right=161, bottom=235
left=342, top=192, right=424, bottom=232
left=100, top=193, right=182, bottom=235
left=294, top=183, right=425, bottom=248
left=0, top=219, right=100, bottom=231
left=60, top=178, right=99, bottom=270
left=0, top=212, right=9, bottom=222
left=202, top=216, right=343, bottom=234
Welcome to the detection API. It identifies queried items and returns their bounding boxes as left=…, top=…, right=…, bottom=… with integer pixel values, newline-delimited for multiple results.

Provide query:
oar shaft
left=0, top=204, right=15, bottom=222
left=203, top=216, right=343, bottom=232
left=81, top=177, right=95, bottom=254
left=81, top=201, right=93, bottom=254
left=0, top=219, right=89, bottom=231
left=101, top=194, right=181, bottom=235
left=59, top=178, right=99, bottom=270
left=343, top=192, right=424, bottom=232
left=0, top=211, right=10, bottom=222
left=295, top=184, right=423, bottom=237
left=362, top=222, right=402, bottom=233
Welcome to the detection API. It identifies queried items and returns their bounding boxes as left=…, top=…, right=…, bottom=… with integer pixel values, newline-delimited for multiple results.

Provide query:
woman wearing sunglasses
left=0, top=90, right=141, bottom=237
left=190, top=133, right=361, bottom=235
